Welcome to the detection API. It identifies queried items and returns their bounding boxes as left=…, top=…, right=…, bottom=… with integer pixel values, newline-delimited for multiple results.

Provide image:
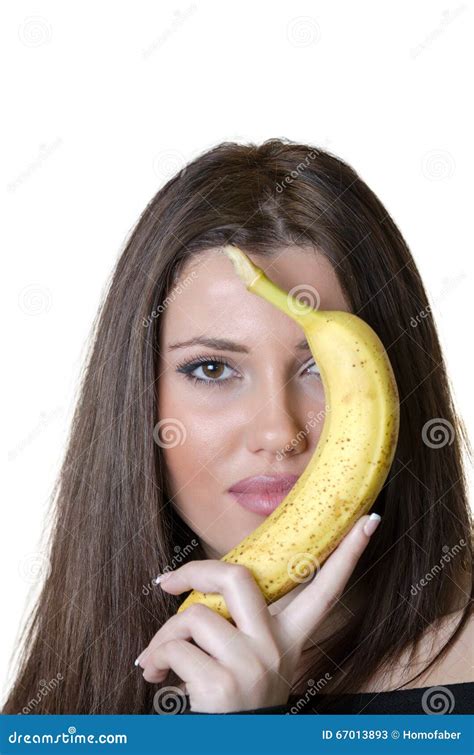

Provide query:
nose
left=245, top=377, right=308, bottom=459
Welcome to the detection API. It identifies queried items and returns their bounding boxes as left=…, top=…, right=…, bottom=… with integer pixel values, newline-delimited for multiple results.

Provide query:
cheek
left=157, top=377, right=237, bottom=503
left=303, top=381, right=327, bottom=422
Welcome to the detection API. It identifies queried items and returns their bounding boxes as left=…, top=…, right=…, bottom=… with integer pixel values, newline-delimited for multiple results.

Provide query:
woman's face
left=157, top=246, right=351, bottom=559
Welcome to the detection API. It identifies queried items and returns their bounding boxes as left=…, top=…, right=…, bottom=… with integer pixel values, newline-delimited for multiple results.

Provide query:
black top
left=173, top=682, right=473, bottom=715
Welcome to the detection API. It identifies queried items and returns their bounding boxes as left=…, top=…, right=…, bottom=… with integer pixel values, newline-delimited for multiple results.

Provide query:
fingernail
left=153, top=572, right=173, bottom=586
left=134, top=649, right=147, bottom=667
left=363, top=513, right=381, bottom=537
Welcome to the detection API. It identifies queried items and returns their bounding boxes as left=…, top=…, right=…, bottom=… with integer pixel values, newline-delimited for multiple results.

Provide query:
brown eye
left=176, top=357, right=238, bottom=387
left=201, top=362, right=225, bottom=379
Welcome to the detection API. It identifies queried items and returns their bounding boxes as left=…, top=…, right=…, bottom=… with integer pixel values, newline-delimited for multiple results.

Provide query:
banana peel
left=176, top=245, right=400, bottom=621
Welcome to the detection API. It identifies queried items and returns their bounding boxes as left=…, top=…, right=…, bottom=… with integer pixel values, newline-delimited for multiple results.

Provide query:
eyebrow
left=167, top=336, right=312, bottom=353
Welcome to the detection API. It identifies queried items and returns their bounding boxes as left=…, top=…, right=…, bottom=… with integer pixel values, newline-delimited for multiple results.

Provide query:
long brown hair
left=3, top=138, right=472, bottom=714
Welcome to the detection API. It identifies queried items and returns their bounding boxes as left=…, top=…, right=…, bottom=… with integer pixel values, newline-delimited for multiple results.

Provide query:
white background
left=1, top=0, right=472, bottom=700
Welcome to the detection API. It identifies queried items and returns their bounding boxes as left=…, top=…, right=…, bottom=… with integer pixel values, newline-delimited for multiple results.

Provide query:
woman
left=3, top=139, right=472, bottom=715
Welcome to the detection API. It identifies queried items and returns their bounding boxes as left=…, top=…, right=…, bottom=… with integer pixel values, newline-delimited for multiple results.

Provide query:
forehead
left=159, top=246, right=350, bottom=346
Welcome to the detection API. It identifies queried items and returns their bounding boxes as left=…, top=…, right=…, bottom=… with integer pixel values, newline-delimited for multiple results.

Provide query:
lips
left=228, top=474, right=300, bottom=495
left=228, top=474, right=299, bottom=516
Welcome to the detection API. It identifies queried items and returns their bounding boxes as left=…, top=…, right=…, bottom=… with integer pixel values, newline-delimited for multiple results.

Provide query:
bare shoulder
left=360, top=608, right=473, bottom=692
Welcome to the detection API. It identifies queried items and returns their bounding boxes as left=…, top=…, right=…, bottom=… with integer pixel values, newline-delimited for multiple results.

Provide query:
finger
left=279, top=514, right=379, bottom=643
left=156, top=560, right=272, bottom=639
left=141, top=638, right=222, bottom=684
left=136, top=604, right=239, bottom=667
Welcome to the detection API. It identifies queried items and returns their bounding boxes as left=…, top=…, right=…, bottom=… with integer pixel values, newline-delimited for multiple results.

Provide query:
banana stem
left=222, top=245, right=320, bottom=329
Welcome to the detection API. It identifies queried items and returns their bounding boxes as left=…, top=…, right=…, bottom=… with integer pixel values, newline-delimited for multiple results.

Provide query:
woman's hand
left=135, top=512, right=381, bottom=713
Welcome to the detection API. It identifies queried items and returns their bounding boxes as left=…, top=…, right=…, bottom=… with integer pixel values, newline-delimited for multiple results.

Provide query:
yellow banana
left=177, top=244, right=399, bottom=621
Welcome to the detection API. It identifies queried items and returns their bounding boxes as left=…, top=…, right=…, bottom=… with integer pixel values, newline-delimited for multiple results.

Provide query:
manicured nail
left=134, top=649, right=147, bottom=667
left=363, top=513, right=381, bottom=537
left=153, top=572, right=173, bottom=586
